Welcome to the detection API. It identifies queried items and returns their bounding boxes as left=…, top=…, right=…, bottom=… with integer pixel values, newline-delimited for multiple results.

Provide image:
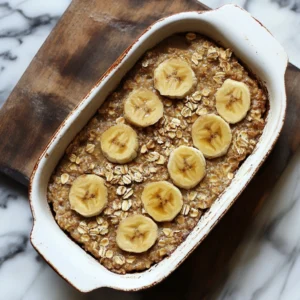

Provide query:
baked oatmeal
left=47, top=33, right=267, bottom=274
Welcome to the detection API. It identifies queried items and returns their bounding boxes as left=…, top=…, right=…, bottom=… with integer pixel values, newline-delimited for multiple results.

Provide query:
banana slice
left=192, top=114, right=232, bottom=158
left=168, top=145, right=206, bottom=189
left=124, top=88, right=164, bottom=127
left=69, top=174, right=108, bottom=217
left=100, top=124, right=138, bottom=164
left=116, top=214, right=158, bottom=253
left=154, top=58, right=196, bottom=99
left=142, top=181, right=183, bottom=222
left=215, top=79, right=251, bottom=124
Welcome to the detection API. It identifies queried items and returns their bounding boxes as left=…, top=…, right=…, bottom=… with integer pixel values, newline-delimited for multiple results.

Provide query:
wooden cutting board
left=0, top=0, right=299, bottom=297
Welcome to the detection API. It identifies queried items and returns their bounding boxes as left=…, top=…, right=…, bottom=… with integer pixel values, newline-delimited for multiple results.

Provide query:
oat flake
left=60, top=173, right=69, bottom=184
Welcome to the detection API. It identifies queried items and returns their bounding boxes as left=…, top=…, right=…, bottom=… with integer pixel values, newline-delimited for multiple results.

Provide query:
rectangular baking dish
left=29, top=4, right=288, bottom=292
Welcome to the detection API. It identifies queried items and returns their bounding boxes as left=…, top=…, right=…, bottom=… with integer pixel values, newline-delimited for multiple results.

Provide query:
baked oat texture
left=47, top=33, right=267, bottom=274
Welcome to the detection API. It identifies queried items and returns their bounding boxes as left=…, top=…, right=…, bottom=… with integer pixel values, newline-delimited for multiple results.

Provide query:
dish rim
left=28, top=4, right=288, bottom=292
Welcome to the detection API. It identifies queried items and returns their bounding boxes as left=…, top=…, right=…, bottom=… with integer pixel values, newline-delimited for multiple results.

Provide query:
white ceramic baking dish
left=29, top=4, right=288, bottom=292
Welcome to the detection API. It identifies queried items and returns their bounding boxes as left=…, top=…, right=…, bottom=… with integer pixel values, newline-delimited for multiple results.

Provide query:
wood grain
left=0, top=0, right=299, bottom=297
left=0, top=0, right=205, bottom=185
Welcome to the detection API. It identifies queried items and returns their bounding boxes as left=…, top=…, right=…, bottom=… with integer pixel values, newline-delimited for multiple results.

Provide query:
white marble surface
left=0, top=0, right=299, bottom=299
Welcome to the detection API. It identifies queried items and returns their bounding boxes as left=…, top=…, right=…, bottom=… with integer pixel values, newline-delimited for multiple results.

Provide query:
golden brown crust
left=47, top=33, right=267, bottom=274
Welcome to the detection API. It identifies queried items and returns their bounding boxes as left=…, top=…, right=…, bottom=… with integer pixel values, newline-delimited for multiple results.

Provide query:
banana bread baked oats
left=47, top=33, right=267, bottom=274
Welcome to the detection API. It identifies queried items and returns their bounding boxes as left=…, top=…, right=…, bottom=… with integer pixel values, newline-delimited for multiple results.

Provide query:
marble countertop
left=0, top=0, right=299, bottom=299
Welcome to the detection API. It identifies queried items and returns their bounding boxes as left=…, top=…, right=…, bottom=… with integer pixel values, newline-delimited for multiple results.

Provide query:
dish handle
left=30, top=221, right=104, bottom=293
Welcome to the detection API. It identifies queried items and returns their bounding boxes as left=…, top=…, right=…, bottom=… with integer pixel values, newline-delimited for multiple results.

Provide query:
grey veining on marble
left=0, top=0, right=70, bottom=107
left=0, top=0, right=299, bottom=299
left=213, top=148, right=300, bottom=300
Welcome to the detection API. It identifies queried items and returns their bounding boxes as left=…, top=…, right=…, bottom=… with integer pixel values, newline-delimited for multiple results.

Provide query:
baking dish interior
left=30, top=5, right=287, bottom=292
